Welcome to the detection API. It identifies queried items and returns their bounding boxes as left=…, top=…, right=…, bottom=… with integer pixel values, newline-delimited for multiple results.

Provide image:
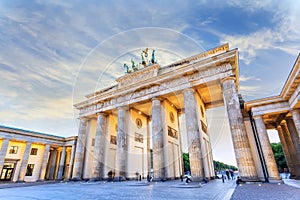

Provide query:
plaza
left=0, top=179, right=300, bottom=200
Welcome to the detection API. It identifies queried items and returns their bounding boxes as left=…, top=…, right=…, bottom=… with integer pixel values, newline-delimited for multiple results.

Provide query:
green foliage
left=182, top=153, right=190, bottom=172
left=182, top=153, right=237, bottom=172
left=271, top=142, right=287, bottom=172
left=213, top=160, right=238, bottom=171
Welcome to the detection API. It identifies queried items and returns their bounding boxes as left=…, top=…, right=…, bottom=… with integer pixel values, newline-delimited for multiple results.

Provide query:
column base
left=268, top=177, right=283, bottom=184
left=152, top=177, right=167, bottom=182
left=15, top=180, right=25, bottom=183
left=114, top=176, right=126, bottom=182
left=70, top=177, right=82, bottom=181
left=240, top=176, right=261, bottom=182
left=89, top=177, right=103, bottom=182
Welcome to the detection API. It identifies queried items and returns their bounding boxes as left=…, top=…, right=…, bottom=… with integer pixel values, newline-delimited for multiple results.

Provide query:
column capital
left=117, top=105, right=129, bottom=110
left=183, top=88, right=195, bottom=93
left=78, top=117, right=88, bottom=122
left=252, top=115, right=263, bottom=120
left=221, top=76, right=236, bottom=84
left=276, top=125, right=283, bottom=131
left=151, top=97, right=163, bottom=102
left=96, top=112, right=107, bottom=117
left=280, top=120, right=287, bottom=125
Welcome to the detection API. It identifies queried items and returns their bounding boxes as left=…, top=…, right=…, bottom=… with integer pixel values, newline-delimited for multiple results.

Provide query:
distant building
left=0, top=125, right=76, bottom=182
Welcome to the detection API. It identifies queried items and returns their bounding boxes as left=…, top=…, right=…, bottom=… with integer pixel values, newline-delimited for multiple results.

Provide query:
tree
left=213, top=160, right=237, bottom=171
left=182, top=153, right=237, bottom=172
left=271, top=142, right=287, bottom=172
left=182, top=153, right=190, bottom=172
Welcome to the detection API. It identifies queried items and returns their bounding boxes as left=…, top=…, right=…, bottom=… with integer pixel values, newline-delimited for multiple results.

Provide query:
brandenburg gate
left=71, top=43, right=300, bottom=183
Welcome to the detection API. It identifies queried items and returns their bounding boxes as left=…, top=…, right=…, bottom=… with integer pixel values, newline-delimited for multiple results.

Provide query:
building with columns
left=2, top=44, right=299, bottom=184
left=0, top=125, right=76, bottom=182
left=73, top=43, right=261, bottom=182
left=245, top=54, right=300, bottom=181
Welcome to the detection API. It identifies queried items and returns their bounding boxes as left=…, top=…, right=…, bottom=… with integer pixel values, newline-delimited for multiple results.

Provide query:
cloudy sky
left=1, top=1, right=299, bottom=165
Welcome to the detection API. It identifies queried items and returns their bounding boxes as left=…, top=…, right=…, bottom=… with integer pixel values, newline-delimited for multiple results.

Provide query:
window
left=91, top=138, right=95, bottom=146
left=9, top=146, right=18, bottom=154
left=30, top=148, right=38, bottom=155
left=25, top=164, right=34, bottom=176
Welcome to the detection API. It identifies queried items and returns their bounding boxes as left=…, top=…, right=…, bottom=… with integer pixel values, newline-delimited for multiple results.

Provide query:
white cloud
left=220, top=1, right=300, bottom=65
left=239, top=75, right=261, bottom=82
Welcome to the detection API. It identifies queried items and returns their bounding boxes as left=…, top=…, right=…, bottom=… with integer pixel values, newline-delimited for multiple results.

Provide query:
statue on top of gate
left=123, top=48, right=157, bottom=75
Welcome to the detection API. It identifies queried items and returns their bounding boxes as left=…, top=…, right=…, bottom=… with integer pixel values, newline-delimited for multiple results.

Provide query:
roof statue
left=123, top=48, right=157, bottom=75
left=123, top=63, right=132, bottom=74
left=151, top=49, right=156, bottom=64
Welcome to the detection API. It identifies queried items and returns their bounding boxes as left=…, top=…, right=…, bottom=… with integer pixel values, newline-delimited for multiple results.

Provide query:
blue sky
left=0, top=1, right=299, bottom=165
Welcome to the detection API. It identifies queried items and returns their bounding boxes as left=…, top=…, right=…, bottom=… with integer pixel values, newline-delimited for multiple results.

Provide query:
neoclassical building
left=245, top=54, right=300, bottom=180
left=1, top=44, right=299, bottom=183
left=0, top=125, right=76, bottom=182
left=72, top=43, right=299, bottom=183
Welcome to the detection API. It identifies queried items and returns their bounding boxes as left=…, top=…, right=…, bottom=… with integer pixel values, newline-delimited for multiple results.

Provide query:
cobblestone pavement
left=1, top=179, right=299, bottom=200
left=0, top=179, right=236, bottom=200
left=231, top=182, right=300, bottom=200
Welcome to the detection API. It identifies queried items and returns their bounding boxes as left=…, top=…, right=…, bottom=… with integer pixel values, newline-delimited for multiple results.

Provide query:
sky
left=0, top=0, right=299, bottom=166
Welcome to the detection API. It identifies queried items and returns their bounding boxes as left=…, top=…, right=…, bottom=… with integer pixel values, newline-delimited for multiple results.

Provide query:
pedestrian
left=236, top=176, right=242, bottom=185
left=222, top=174, right=225, bottom=183
left=225, top=169, right=230, bottom=180
left=230, top=170, right=234, bottom=180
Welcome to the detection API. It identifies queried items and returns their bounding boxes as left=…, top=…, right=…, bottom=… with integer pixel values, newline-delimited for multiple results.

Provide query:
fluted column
left=286, top=118, right=300, bottom=179
left=221, top=77, right=258, bottom=181
left=72, top=118, right=88, bottom=180
left=92, top=113, right=107, bottom=180
left=254, top=115, right=280, bottom=182
left=277, top=126, right=295, bottom=176
left=48, top=149, right=58, bottom=179
left=0, top=138, right=10, bottom=174
left=67, top=144, right=76, bottom=179
left=183, top=89, right=203, bottom=180
left=115, top=106, right=128, bottom=180
left=147, top=118, right=151, bottom=176
left=281, top=121, right=299, bottom=179
left=57, top=146, right=66, bottom=180
left=39, top=144, right=50, bottom=181
left=291, top=109, right=300, bottom=139
left=152, top=98, right=165, bottom=180
left=18, top=141, right=32, bottom=182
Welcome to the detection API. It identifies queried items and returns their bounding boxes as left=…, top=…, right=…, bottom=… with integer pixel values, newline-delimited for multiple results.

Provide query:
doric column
left=0, top=138, right=10, bottom=174
left=115, top=106, right=128, bottom=180
left=286, top=118, right=300, bottom=178
left=72, top=118, right=88, bottom=180
left=39, top=144, right=50, bottom=181
left=281, top=121, right=299, bottom=179
left=147, top=118, right=151, bottom=176
left=183, top=89, right=203, bottom=180
left=67, top=144, right=76, bottom=179
left=254, top=115, right=280, bottom=182
left=221, top=77, right=258, bottom=181
left=277, top=126, right=295, bottom=176
left=152, top=98, right=165, bottom=180
left=48, top=149, right=58, bottom=179
left=291, top=109, right=300, bottom=139
left=18, top=141, right=32, bottom=182
left=92, top=113, right=107, bottom=180
left=57, top=146, right=66, bottom=180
